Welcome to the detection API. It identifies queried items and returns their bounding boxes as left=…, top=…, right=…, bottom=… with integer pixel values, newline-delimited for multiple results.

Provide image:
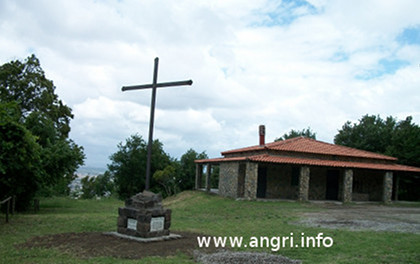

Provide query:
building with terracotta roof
left=195, top=126, right=420, bottom=202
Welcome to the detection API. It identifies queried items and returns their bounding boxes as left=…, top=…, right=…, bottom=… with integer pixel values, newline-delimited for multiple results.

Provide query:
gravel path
left=295, top=204, right=420, bottom=234
left=194, top=250, right=301, bottom=264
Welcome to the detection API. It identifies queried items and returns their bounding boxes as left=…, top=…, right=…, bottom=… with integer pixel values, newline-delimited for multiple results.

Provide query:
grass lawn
left=1, top=191, right=419, bottom=263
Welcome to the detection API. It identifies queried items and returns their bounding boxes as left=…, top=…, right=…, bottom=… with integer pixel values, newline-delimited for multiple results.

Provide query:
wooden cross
left=122, top=57, right=193, bottom=190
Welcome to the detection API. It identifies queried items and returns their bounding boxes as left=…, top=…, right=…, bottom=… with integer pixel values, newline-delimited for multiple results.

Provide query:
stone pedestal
left=117, top=191, right=171, bottom=238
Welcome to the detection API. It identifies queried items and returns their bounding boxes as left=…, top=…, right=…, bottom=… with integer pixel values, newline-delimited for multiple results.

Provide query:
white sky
left=1, top=0, right=419, bottom=168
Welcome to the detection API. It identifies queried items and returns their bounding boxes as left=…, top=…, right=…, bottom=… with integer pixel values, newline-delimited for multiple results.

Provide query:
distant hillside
left=70, top=167, right=107, bottom=198
left=77, top=166, right=106, bottom=177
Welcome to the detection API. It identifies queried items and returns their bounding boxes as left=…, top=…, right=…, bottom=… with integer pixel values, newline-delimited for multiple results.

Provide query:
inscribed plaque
left=127, top=218, right=137, bottom=230
left=150, top=217, right=164, bottom=232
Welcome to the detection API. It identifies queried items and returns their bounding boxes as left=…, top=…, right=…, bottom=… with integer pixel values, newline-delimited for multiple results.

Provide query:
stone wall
left=218, top=162, right=260, bottom=200
left=244, top=162, right=258, bottom=199
left=218, top=162, right=239, bottom=198
left=265, top=164, right=298, bottom=199
left=308, top=168, right=353, bottom=202
left=352, top=170, right=383, bottom=201
left=214, top=158, right=394, bottom=203
left=308, top=167, right=327, bottom=200
left=237, top=164, right=246, bottom=198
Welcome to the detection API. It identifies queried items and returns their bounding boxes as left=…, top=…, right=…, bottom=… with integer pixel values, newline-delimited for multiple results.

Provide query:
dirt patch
left=19, top=231, right=215, bottom=260
left=295, top=203, right=420, bottom=233
left=19, top=232, right=300, bottom=262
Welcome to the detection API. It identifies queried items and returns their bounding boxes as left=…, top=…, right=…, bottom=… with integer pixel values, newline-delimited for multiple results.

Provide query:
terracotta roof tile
left=195, top=156, right=247, bottom=164
left=248, top=154, right=420, bottom=172
left=195, top=154, right=420, bottom=172
left=221, top=137, right=397, bottom=161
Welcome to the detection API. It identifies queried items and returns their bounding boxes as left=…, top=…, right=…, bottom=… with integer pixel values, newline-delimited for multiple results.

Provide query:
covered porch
left=195, top=162, right=220, bottom=193
left=195, top=158, right=397, bottom=203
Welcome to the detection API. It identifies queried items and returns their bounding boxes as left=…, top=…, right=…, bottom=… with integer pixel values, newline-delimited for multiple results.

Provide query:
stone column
left=244, top=162, right=258, bottom=199
left=195, top=164, right=203, bottom=190
left=298, top=166, right=310, bottom=201
left=383, top=171, right=393, bottom=203
left=343, top=169, right=353, bottom=203
left=206, top=164, right=212, bottom=192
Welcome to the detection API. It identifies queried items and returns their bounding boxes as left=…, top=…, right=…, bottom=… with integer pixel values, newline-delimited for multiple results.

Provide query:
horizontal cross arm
left=122, top=79, right=193, bottom=92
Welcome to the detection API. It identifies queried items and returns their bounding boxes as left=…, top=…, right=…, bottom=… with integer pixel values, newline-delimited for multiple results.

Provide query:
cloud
left=71, top=96, right=224, bottom=166
left=1, top=0, right=419, bottom=168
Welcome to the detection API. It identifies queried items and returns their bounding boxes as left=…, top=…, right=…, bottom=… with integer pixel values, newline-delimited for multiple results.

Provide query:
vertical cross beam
left=122, top=58, right=192, bottom=191
left=145, top=58, right=159, bottom=190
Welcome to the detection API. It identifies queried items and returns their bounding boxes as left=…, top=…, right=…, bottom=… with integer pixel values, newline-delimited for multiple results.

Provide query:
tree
left=0, top=55, right=85, bottom=203
left=80, top=176, right=96, bottom=199
left=0, top=102, right=42, bottom=210
left=81, top=171, right=114, bottom=199
left=387, top=116, right=420, bottom=167
left=153, top=165, right=177, bottom=197
left=334, top=115, right=396, bottom=154
left=334, top=114, right=420, bottom=166
left=107, top=134, right=171, bottom=199
left=179, top=149, right=208, bottom=190
left=275, top=127, right=316, bottom=141
left=94, top=171, right=115, bottom=197
left=0, top=54, right=73, bottom=138
left=335, top=114, right=420, bottom=201
left=24, top=111, right=84, bottom=195
left=210, top=165, right=219, bottom=189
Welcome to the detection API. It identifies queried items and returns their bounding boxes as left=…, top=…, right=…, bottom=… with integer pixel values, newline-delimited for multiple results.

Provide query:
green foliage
left=106, top=137, right=209, bottom=199
left=24, top=110, right=84, bottom=194
left=81, top=172, right=115, bottom=199
left=335, top=114, right=420, bottom=201
left=210, top=165, right=219, bottom=188
left=0, top=54, right=73, bottom=137
left=0, top=55, right=85, bottom=208
left=334, top=114, right=419, bottom=167
left=94, top=171, right=115, bottom=197
left=179, top=148, right=208, bottom=190
left=107, top=134, right=171, bottom=199
left=153, top=165, right=178, bottom=197
left=387, top=116, right=420, bottom=167
left=0, top=102, right=42, bottom=210
left=334, top=115, right=397, bottom=154
left=275, top=127, right=316, bottom=141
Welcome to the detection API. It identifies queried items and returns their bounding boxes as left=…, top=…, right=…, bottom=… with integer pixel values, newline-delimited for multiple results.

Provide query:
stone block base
left=117, top=191, right=172, bottom=238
